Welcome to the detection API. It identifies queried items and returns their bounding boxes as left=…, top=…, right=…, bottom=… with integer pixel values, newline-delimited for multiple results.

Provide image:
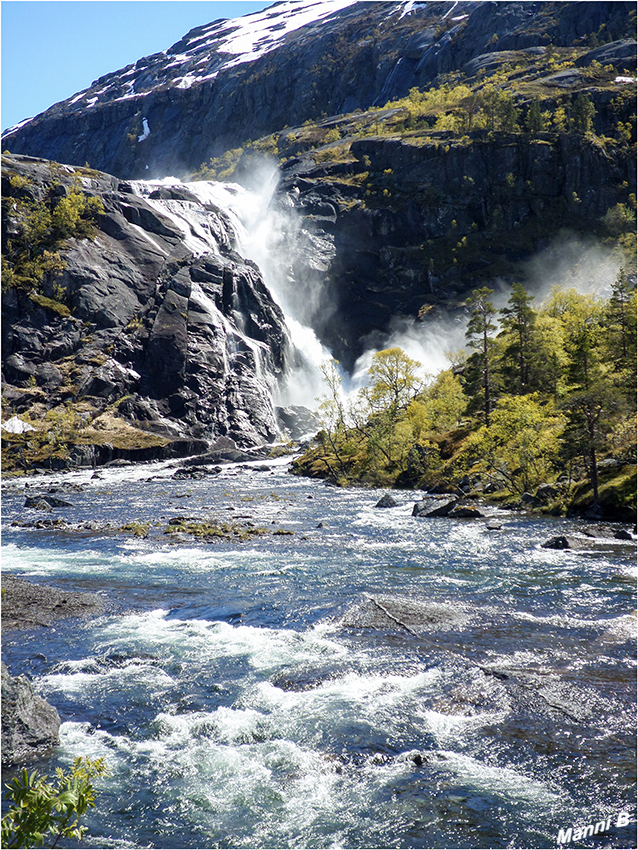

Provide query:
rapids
left=2, top=459, right=636, bottom=849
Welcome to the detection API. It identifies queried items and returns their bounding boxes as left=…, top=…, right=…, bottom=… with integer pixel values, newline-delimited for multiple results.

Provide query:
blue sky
left=1, top=1, right=273, bottom=131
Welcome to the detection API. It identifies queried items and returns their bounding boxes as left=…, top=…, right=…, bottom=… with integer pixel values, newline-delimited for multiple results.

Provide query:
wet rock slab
left=1, top=575, right=105, bottom=631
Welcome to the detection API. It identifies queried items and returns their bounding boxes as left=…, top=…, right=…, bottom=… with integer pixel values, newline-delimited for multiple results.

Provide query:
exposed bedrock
left=2, top=1, right=634, bottom=177
left=1, top=155, right=293, bottom=450
left=1, top=662, right=60, bottom=766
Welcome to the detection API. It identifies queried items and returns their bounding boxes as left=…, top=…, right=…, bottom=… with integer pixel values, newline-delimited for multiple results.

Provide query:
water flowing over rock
left=1, top=155, right=314, bottom=451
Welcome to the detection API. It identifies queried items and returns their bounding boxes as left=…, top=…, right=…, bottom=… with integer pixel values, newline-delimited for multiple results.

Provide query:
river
left=1, top=458, right=636, bottom=849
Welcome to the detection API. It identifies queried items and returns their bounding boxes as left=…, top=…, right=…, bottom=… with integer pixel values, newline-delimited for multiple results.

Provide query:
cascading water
left=132, top=170, right=330, bottom=413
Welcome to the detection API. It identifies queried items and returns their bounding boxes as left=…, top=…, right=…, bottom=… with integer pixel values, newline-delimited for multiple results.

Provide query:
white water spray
left=133, top=171, right=329, bottom=410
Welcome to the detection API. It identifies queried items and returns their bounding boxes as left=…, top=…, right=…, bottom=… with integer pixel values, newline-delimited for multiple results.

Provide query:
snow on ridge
left=3, top=115, right=36, bottom=137
left=212, top=0, right=359, bottom=66
left=2, top=0, right=363, bottom=129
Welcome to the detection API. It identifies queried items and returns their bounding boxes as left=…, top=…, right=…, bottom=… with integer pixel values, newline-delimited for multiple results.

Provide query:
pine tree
left=464, top=287, right=498, bottom=426
left=561, top=311, right=624, bottom=506
left=498, top=282, right=536, bottom=393
left=606, top=268, right=637, bottom=373
left=571, top=93, right=596, bottom=134
left=525, top=99, right=543, bottom=134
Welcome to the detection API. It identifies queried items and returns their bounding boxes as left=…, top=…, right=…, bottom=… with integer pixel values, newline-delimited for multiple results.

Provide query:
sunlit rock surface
left=1, top=155, right=292, bottom=448
left=3, top=1, right=634, bottom=177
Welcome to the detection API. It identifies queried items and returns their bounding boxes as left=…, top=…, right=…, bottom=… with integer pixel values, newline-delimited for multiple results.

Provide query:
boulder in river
left=24, top=494, right=74, bottom=509
left=448, top=504, right=486, bottom=519
left=375, top=494, right=398, bottom=508
left=412, top=497, right=458, bottom=518
left=1, top=662, right=60, bottom=766
left=541, top=535, right=591, bottom=550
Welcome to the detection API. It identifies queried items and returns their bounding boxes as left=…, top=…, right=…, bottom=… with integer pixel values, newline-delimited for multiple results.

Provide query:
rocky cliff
left=1, top=154, right=296, bottom=469
left=275, top=127, right=635, bottom=367
left=2, top=1, right=635, bottom=178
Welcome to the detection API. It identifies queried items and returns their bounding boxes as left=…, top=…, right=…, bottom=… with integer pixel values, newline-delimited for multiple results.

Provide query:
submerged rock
left=1, top=575, right=105, bottom=631
left=1, top=662, right=60, bottom=766
left=342, top=594, right=469, bottom=633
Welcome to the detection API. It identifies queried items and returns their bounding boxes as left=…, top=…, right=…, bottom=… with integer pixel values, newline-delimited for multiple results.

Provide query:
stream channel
left=1, top=458, right=636, bottom=848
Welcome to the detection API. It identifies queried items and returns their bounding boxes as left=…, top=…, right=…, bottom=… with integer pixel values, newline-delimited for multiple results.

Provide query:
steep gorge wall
left=277, top=131, right=634, bottom=367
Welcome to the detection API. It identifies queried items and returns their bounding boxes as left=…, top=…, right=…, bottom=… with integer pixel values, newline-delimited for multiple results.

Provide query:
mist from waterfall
left=133, top=168, right=331, bottom=413
left=349, top=232, right=623, bottom=393
left=132, top=172, right=623, bottom=424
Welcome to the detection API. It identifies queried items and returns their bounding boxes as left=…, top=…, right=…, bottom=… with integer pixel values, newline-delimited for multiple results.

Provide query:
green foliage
left=28, top=292, right=71, bottom=318
left=192, top=147, right=244, bottom=181
left=361, top=347, right=423, bottom=416
left=1, top=756, right=108, bottom=849
left=464, top=287, right=499, bottom=426
left=463, top=394, right=565, bottom=494
left=163, top=517, right=270, bottom=541
left=605, top=268, right=637, bottom=379
left=295, top=279, right=636, bottom=512
left=2, top=175, right=103, bottom=293
left=572, top=93, right=596, bottom=134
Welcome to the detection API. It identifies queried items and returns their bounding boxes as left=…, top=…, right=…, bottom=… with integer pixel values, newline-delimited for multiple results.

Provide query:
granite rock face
left=3, top=2, right=634, bottom=178
left=1, top=662, right=61, bottom=766
left=1, top=154, right=292, bottom=448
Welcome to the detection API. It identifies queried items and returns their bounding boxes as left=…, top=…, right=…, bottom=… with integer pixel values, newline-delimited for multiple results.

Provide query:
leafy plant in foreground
left=1, top=756, right=108, bottom=849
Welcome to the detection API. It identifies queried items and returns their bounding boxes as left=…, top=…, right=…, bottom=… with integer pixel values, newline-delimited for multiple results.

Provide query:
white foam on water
left=40, top=662, right=173, bottom=698
left=1, top=540, right=129, bottom=578
left=436, top=750, right=562, bottom=805
left=92, top=613, right=349, bottom=674
left=595, top=611, right=637, bottom=643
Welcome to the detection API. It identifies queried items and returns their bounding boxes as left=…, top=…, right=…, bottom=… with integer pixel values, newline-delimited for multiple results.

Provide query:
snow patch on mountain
left=3, top=0, right=362, bottom=135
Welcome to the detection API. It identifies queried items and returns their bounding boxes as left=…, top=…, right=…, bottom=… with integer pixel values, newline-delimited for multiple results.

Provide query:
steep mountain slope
left=273, top=128, right=635, bottom=367
left=3, top=1, right=635, bottom=178
left=1, top=154, right=296, bottom=469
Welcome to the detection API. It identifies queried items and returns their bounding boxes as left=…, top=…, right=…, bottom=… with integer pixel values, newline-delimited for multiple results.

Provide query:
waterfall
left=132, top=173, right=330, bottom=413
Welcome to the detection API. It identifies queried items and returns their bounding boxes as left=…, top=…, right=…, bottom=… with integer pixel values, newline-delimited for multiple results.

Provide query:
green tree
left=464, top=287, right=499, bottom=426
left=422, top=369, right=467, bottom=432
left=361, top=347, right=424, bottom=418
left=498, top=282, right=537, bottom=393
left=316, top=359, right=357, bottom=481
left=496, top=92, right=519, bottom=132
left=3, top=179, right=103, bottom=292
left=560, top=306, right=621, bottom=505
left=464, top=394, right=565, bottom=494
left=605, top=268, right=637, bottom=374
left=1, top=757, right=108, bottom=849
left=571, top=93, right=596, bottom=134
left=525, top=99, right=543, bottom=134
left=358, top=348, right=424, bottom=470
